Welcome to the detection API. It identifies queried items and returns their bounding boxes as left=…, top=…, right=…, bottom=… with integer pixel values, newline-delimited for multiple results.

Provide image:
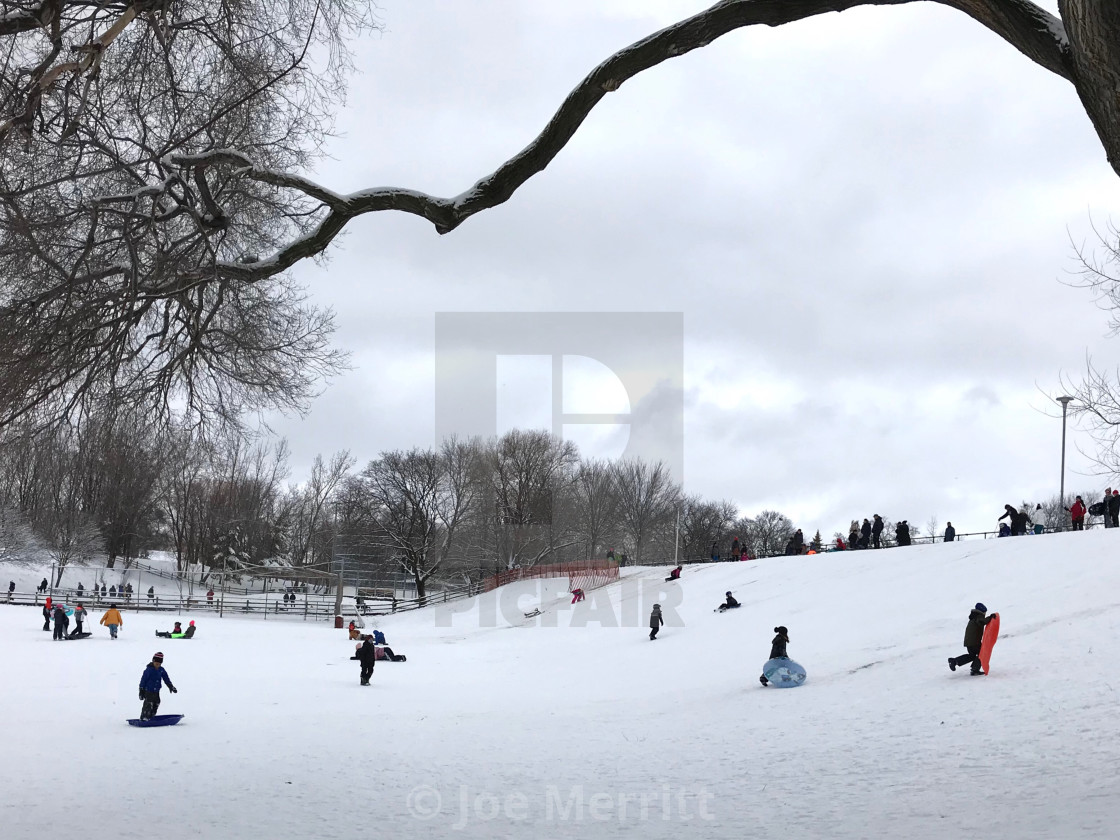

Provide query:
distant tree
left=810, top=530, right=822, bottom=552
left=740, top=511, right=793, bottom=559
left=611, top=459, right=678, bottom=566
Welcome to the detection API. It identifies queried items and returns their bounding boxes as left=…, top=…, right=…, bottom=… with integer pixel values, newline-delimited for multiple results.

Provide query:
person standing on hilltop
left=943, top=522, right=956, bottom=542
left=1068, top=496, right=1086, bottom=531
left=872, top=515, right=884, bottom=549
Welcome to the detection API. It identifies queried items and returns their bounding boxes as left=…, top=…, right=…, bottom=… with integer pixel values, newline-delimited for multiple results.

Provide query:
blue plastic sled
left=762, top=657, right=807, bottom=688
left=126, top=714, right=184, bottom=727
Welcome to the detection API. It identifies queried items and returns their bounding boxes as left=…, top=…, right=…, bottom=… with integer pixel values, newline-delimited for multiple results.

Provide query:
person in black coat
left=717, top=592, right=740, bottom=612
left=944, top=522, right=956, bottom=542
left=1108, top=490, right=1120, bottom=529
left=949, top=603, right=995, bottom=675
left=52, top=604, right=69, bottom=640
left=760, top=626, right=790, bottom=685
left=351, top=638, right=377, bottom=686
left=895, top=521, right=912, bottom=547
left=998, top=505, right=1030, bottom=536
left=859, top=519, right=872, bottom=549
left=42, top=602, right=51, bottom=631
left=649, top=604, right=664, bottom=640
left=37, top=578, right=48, bottom=594
left=871, top=515, right=884, bottom=549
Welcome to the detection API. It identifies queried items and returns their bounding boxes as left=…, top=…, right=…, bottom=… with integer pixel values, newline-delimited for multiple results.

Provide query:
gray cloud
left=268, top=0, right=1119, bottom=536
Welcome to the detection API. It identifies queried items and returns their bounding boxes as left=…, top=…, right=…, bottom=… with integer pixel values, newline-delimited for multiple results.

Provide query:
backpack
left=1089, top=501, right=1107, bottom=517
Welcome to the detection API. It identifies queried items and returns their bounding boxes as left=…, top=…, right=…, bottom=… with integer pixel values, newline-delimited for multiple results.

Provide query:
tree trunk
left=1062, top=0, right=1120, bottom=176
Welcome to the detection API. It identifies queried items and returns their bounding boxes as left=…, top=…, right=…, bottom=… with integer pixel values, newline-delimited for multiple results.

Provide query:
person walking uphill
left=948, top=604, right=995, bottom=676
left=351, top=637, right=377, bottom=686
left=649, top=604, right=664, bottom=640
left=760, top=626, right=791, bottom=685
left=100, top=604, right=123, bottom=639
left=139, top=652, right=177, bottom=720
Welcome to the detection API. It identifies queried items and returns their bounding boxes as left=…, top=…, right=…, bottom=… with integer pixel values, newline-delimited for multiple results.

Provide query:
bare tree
left=679, top=496, right=738, bottom=561
left=611, top=459, right=679, bottom=565
left=570, top=459, right=619, bottom=562
left=2, top=0, right=1116, bottom=429
left=358, top=447, right=475, bottom=599
left=482, top=430, right=580, bottom=569
left=740, top=510, right=794, bottom=558
left=285, top=450, right=354, bottom=567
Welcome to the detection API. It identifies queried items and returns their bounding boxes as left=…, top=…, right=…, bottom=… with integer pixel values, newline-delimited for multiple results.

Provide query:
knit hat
left=153, top=652, right=164, bottom=662
left=974, top=603, right=987, bottom=613
left=189, top=621, right=195, bottom=627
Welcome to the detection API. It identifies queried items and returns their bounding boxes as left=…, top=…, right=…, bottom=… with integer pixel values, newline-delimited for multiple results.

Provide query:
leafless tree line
left=0, top=408, right=808, bottom=594
left=2, top=0, right=1119, bottom=438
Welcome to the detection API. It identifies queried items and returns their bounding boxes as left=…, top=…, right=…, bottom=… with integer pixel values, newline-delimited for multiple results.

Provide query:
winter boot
left=759, top=675, right=769, bottom=686
left=948, top=658, right=957, bottom=672
left=970, top=667, right=984, bottom=676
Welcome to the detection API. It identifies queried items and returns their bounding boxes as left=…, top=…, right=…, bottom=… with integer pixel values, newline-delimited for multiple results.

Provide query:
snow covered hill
left=3, top=530, right=1120, bottom=839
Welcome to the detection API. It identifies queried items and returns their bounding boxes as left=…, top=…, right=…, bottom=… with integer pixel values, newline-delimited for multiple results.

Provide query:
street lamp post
left=1057, top=396, right=1074, bottom=511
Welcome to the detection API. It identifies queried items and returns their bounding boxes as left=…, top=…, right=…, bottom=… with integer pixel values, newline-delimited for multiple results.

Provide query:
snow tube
left=762, top=657, right=807, bottom=688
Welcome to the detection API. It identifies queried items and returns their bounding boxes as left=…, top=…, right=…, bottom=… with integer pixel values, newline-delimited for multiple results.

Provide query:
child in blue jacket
left=139, top=652, right=177, bottom=720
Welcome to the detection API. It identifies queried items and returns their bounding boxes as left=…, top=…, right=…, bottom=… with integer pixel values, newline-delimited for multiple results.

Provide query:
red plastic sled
left=978, top=612, right=1000, bottom=675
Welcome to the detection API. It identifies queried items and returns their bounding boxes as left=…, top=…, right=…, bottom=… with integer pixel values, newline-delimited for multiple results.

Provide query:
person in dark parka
left=872, top=515, right=885, bottom=549
left=944, top=522, right=956, bottom=542
left=649, top=604, right=664, bottom=640
left=52, top=604, right=69, bottom=640
left=895, top=520, right=912, bottom=546
left=351, top=638, right=377, bottom=685
left=999, top=505, right=1030, bottom=536
left=717, top=592, right=740, bottom=612
left=859, top=519, right=872, bottom=549
left=760, top=626, right=791, bottom=685
left=948, top=603, right=995, bottom=675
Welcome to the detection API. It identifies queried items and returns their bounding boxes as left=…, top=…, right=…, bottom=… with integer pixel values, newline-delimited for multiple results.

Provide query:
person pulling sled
left=948, top=603, right=995, bottom=676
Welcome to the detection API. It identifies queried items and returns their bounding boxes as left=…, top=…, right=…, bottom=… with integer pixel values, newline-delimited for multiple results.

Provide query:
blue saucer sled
left=127, top=714, right=184, bottom=727
left=762, top=658, right=807, bottom=688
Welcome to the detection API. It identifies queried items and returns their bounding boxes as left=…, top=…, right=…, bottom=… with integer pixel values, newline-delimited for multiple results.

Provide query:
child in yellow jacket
left=100, top=605, right=124, bottom=639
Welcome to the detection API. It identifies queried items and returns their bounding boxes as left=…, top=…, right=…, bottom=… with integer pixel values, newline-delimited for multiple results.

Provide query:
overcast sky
left=267, top=0, right=1120, bottom=539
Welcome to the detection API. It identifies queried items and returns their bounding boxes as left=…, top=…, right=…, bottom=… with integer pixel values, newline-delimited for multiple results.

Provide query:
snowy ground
left=3, top=531, right=1120, bottom=839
